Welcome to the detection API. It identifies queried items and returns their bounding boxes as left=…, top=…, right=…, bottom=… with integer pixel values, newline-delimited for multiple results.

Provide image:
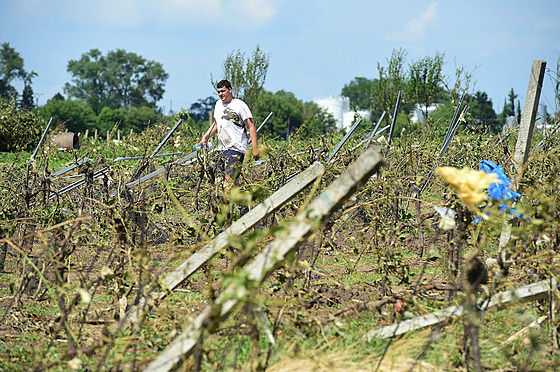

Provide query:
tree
left=64, top=49, right=169, bottom=114
left=341, top=77, right=375, bottom=111
left=502, top=88, right=517, bottom=117
left=302, top=101, right=337, bottom=137
left=21, top=83, right=35, bottom=109
left=468, top=91, right=500, bottom=133
left=254, top=90, right=335, bottom=139
left=255, top=90, right=303, bottom=138
left=0, top=98, right=44, bottom=152
left=372, top=48, right=408, bottom=124
left=212, top=44, right=270, bottom=110
left=0, top=42, right=37, bottom=99
left=37, top=97, right=96, bottom=134
left=407, top=52, right=445, bottom=120
left=96, top=106, right=161, bottom=134
left=189, top=96, right=215, bottom=122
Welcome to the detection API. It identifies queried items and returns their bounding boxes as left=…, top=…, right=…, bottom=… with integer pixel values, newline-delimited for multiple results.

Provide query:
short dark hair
left=216, top=79, right=232, bottom=90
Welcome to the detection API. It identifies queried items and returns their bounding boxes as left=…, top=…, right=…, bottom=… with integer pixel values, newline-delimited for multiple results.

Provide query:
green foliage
left=254, top=90, right=335, bottom=139
left=212, top=44, right=270, bottom=110
left=255, top=90, right=303, bottom=138
left=96, top=105, right=163, bottom=134
left=36, top=96, right=96, bottom=133
left=467, top=91, right=501, bottom=133
left=302, top=100, right=337, bottom=136
left=64, top=48, right=169, bottom=114
left=372, top=48, right=408, bottom=118
left=407, top=52, right=445, bottom=120
left=188, top=96, right=215, bottom=122
left=0, top=98, right=44, bottom=152
left=341, top=77, right=375, bottom=111
left=0, top=42, right=37, bottom=100
left=343, top=49, right=478, bottom=128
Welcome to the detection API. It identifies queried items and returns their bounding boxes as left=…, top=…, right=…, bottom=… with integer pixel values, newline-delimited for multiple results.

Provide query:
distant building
left=410, top=103, right=440, bottom=123
left=313, top=95, right=370, bottom=131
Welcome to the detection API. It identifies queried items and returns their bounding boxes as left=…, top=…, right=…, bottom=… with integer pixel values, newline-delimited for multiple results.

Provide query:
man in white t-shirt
left=200, top=79, right=259, bottom=183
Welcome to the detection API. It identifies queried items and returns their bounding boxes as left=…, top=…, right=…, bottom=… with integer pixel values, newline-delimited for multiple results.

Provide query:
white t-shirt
left=214, top=98, right=253, bottom=152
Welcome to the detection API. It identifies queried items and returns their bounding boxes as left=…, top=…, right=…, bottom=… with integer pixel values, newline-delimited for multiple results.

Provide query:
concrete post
left=512, top=60, right=547, bottom=173
left=499, top=60, right=547, bottom=250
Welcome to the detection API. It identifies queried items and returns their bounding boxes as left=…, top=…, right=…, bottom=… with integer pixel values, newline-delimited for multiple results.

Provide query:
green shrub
left=0, top=98, right=45, bottom=152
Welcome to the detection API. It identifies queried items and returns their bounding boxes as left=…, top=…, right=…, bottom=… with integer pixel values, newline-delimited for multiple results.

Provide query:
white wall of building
left=313, top=95, right=370, bottom=130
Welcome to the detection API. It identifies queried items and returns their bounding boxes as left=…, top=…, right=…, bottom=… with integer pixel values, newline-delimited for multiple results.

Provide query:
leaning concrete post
left=144, top=150, right=384, bottom=372
left=512, top=60, right=547, bottom=173
left=499, top=59, right=547, bottom=249
left=114, top=162, right=325, bottom=330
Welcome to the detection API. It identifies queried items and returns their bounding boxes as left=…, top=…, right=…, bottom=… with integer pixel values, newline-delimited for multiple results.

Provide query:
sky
left=2, top=0, right=559, bottom=115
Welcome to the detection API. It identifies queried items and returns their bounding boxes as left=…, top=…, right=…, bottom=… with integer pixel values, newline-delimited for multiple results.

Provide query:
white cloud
left=161, top=0, right=223, bottom=19
left=231, top=0, right=278, bottom=26
left=385, top=2, right=438, bottom=42
left=6, top=0, right=277, bottom=30
left=42, top=0, right=278, bottom=30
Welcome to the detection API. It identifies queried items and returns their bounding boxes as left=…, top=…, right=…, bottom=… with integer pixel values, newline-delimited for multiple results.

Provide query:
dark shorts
left=216, top=149, right=245, bottom=177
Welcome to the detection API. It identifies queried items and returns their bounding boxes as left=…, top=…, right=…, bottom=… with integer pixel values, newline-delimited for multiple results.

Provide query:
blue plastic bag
left=477, top=160, right=524, bottom=221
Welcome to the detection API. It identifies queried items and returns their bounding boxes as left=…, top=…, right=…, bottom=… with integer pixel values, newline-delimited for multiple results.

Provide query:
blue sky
left=2, top=0, right=559, bottom=115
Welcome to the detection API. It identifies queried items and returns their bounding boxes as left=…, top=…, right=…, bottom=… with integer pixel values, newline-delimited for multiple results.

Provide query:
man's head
left=217, top=79, right=233, bottom=104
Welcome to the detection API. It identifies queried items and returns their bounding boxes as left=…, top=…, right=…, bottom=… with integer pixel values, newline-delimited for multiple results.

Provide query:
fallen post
left=30, top=117, right=53, bottom=163
left=256, top=111, right=274, bottom=133
left=52, top=157, right=90, bottom=177
left=365, top=278, right=558, bottom=340
left=384, top=90, right=402, bottom=157
left=144, top=149, right=384, bottom=372
left=326, top=117, right=363, bottom=164
left=118, top=161, right=326, bottom=329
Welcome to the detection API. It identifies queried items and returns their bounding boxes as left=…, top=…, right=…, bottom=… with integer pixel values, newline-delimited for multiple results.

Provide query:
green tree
left=64, top=48, right=168, bottom=114
left=125, top=106, right=162, bottom=133
left=341, top=77, right=375, bottom=111
left=468, top=91, right=500, bottom=133
left=96, top=106, right=161, bottom=135
left=255, top=90, right=304, bottom=138
left=37, top=96, right=96, bottom=133
left=407, top=52, right=445, bottom=120
left=301, top=101, right=336, bottom=137
left=502, top=88, right=517, bottom=117
left=212, top=44, right=270, bottom=110
left=21, top=83, right=35, bottom=109
left=189, top=96, right=215, bottom=122
left=254, top=90, right=335, bottom=139
left=0, top=98, right=44, bottom=152
left=372, top=48, right=408, bottom=124
left=0, top=42, right=37, bottom=99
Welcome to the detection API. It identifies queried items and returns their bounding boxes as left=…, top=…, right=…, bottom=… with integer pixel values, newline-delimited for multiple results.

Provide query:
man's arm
left=200, top=120, right=217, bottom=146
left=245, top=118, right=259, bottom=160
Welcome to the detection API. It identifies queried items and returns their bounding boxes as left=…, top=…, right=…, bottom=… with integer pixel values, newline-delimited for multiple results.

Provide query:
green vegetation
left=1, top=43, right=560, bottom=371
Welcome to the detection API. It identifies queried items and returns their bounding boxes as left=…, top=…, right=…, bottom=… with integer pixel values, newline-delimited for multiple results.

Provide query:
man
left=200, top=79, right=259, bottom=184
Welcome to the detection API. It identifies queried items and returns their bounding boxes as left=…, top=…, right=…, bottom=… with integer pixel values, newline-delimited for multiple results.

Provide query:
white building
left=410, top=103, right=440, bottom=123
left=313, top=95, right=370, bottom=131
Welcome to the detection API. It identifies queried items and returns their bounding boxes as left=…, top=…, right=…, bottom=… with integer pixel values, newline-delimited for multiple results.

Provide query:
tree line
left=339, top=48, right=525, bottom=135
left=3, top=42, right=552, bottom=150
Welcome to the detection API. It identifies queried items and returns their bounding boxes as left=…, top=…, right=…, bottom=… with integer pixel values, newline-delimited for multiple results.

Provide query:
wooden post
left=84, top=129, right=89, bottom=140
left=107, top=131, right=110, bottom=143
left=94, top=129, right=98, bottom=141
left=117, top=130, right=121, bottom=141
left=144, top=149, right=384, bottom=372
